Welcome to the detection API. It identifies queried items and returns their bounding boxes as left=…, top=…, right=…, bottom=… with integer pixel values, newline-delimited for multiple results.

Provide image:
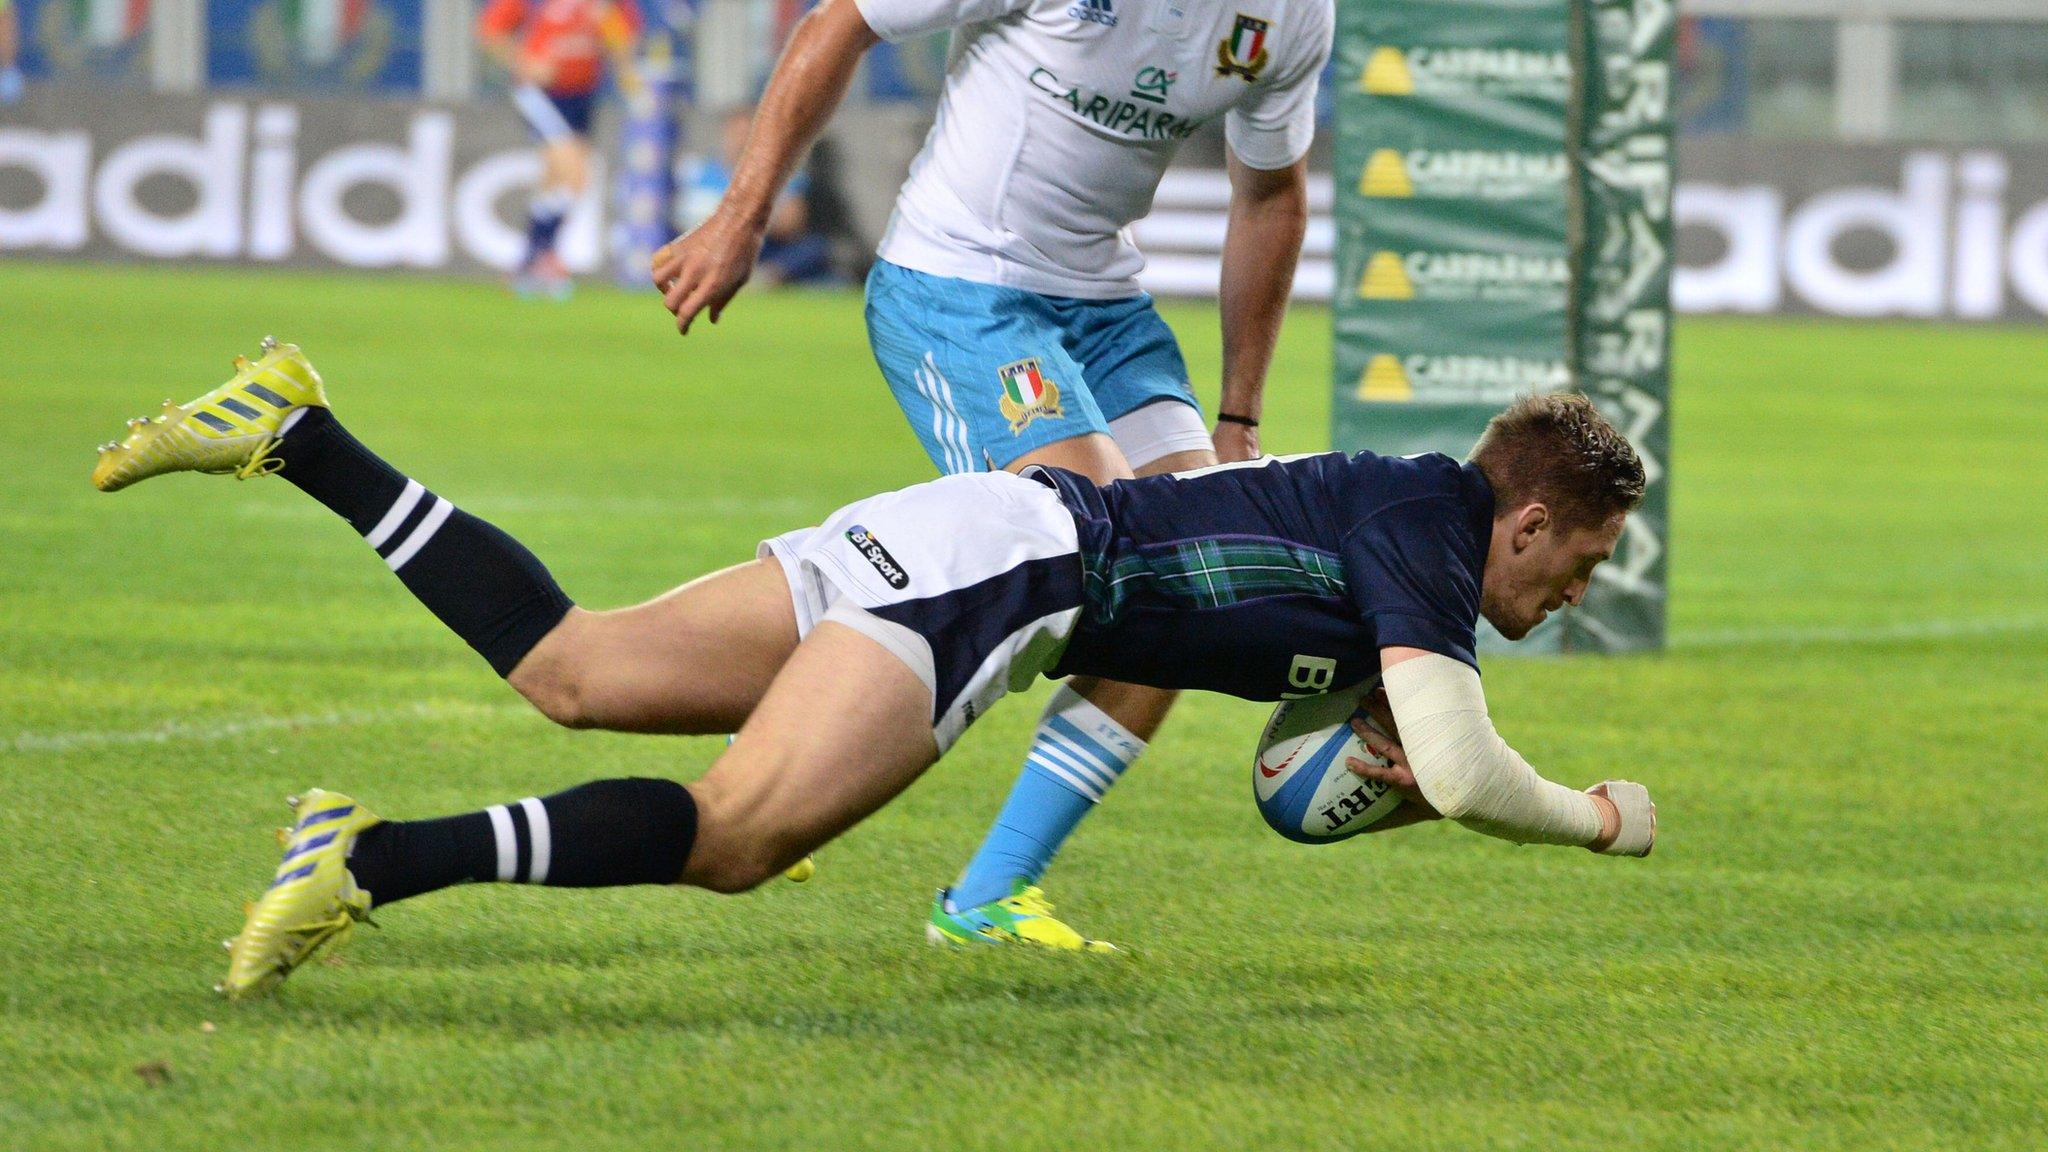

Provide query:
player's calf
left=502, top=609, right=609, bottom=729
left=680, top=749, right=837, bottom=894
left=681, top=623, right=944, bottom=893
left=502, top=566, right=800, bottom=736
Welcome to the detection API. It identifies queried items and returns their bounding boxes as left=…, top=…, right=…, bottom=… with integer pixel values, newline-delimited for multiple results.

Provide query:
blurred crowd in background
left=5, top=1, right=2048, bottom=321
left=7, top=1, right=2047, bottom=139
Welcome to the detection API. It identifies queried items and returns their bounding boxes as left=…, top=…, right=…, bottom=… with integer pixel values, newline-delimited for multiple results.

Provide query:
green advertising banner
left=1332, top=0, right=1571, bottom=468
left=1566, top=0, right=1674, bottom=651
left=1332, top=0, right=1672, bottom=653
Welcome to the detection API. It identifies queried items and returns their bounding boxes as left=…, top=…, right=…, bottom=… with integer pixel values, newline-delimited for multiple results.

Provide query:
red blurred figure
left=479, top=0, right=644, bottom=297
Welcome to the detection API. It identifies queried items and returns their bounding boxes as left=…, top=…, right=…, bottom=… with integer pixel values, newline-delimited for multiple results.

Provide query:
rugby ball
left=1253, top=680, right=1404, bottom=844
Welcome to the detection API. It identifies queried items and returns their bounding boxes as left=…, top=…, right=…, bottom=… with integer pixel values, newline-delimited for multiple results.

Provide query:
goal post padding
left=1331, top=0, right=1673, bottom=654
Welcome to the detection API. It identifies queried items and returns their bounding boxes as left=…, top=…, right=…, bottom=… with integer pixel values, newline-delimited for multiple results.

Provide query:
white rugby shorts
left=760, top=471, right=1086, bottom=752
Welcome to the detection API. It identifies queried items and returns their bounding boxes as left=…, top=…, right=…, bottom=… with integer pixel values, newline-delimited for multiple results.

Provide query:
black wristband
left=1217, top=412, right=1260, bottom=428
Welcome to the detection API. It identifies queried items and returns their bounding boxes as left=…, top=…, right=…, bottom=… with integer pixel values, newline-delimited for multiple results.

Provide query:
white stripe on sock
left=1027, top=752, right=1105, bottom=801
left=364, top=479, right=426, bottom=549
left=514, top=84, right=575, bottom=143
left=277, top=407, right=310, bottom=437
left=485, top=804, right=517, bottom=882
left=1032, top=744, right=1111, bottom=796
left=518, top=796, right=550, bottom=884
left=383, top=497, right=454, bottom=572
left=1037, top=733, right=1118, bottom=791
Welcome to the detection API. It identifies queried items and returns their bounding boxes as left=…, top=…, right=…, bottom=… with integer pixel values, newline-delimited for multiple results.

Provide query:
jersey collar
left=1459, top=461, right=1497, bottom=571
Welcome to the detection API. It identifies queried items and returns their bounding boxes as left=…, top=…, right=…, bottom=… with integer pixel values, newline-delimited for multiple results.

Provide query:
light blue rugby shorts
left=864, top=259, right=1207, bottom=474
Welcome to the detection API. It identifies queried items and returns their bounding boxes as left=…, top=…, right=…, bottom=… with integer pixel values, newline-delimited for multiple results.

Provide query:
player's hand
left=1211, top=418, right=1260, bottom=463
left=1361, top=684, right=1398, bottom=744
left=1345, top=694, right=1426, bottom=806
left=652, top=213, right=763, bottom=335
left=1586, top=780, right=1655, bottom=856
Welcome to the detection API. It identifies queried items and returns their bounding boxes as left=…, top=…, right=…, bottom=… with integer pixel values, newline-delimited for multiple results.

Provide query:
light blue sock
left=949, top=684, right=1146, bottom=910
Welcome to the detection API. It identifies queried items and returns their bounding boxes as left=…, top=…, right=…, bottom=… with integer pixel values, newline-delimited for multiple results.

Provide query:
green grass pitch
left=2, top=263, right=2045, bottom=1150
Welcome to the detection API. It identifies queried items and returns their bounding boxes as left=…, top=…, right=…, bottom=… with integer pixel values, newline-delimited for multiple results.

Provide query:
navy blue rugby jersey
left=1029, top=450, right=1495, bottom=701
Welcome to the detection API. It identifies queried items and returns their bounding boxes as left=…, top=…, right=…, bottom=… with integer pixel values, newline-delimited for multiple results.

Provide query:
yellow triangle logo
left=1357, top=355, right=1414, bottom=402
left=1359, top=251, right=1415, bottom=300
left=1362, top=47, right=1414, bottom=95
left=1360, top=149, right=1413, bottom=198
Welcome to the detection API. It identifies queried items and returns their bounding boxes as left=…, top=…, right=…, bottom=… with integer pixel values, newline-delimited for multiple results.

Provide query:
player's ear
left=1512, top=503, right=1550, bottom=550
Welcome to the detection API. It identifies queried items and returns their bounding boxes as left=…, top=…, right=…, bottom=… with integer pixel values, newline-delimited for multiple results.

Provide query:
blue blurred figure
left=677, top=107, right=835, bottom=287
left=0, top=0, right=23, bottom=104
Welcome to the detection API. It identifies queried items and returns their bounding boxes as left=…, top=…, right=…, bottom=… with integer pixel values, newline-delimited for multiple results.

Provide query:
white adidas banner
left=6, top=88, right=2045, bottom=321
left=0, top=87, right=609, bottom=275
left=1140, top=143, right=2048, bottom=322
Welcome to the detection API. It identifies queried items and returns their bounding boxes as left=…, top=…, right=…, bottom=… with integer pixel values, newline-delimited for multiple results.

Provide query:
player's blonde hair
left=1469, top=393, right=1645, bottom=529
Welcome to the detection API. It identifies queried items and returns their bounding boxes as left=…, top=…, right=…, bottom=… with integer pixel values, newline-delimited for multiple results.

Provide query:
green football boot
left=927, top=882, right=1117, bottom=953
left=92, top=336, right=327, bottom=493
left=219, top=789, right=379, bottom=1001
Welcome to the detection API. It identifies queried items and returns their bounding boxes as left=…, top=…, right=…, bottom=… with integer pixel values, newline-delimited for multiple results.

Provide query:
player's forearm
left=1359, top=803, right=1443, bottom=834
left=1217, top=157, right=1308, bottom=420
left=717, top=0, right=878, bottom=234
left=1382, top=652, right=1607, bottom=848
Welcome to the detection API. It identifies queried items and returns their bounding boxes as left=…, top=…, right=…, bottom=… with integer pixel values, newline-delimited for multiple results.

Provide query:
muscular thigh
left=683, top=622, right=941, bottom=884
left=514, top=558, right=800, bottom=734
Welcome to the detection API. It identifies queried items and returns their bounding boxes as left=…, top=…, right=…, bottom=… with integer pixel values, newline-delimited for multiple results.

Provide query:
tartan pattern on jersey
left=1080, top=535, right=1348, bottom=622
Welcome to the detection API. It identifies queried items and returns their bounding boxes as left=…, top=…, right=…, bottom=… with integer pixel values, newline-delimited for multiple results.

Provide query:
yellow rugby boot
left=926, top=883, right=1118, bottom=953
left=220, top=789, right=379, bottom=1001
left=91, top=336, right=328, bottom=493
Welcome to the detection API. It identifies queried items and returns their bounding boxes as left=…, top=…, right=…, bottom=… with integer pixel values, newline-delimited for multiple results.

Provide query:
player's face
left=1480, top=508, right=1626, bottom=640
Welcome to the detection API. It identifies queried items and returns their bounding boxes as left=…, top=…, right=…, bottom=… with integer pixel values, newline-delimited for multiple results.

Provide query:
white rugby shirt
left=855, top=0, right=1333, bottom=298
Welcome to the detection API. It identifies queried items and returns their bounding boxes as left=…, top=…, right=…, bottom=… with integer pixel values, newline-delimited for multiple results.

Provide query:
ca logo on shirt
left=1130, top=66, right=1177, bottom=105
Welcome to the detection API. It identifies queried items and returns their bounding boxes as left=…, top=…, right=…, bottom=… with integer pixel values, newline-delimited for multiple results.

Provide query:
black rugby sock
left=271, top=407, right=573, bottom=676
left=347, top=778, right=698, bottom=906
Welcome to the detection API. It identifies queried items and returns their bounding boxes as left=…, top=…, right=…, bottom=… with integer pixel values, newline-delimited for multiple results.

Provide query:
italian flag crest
left=1217, top=13, right=1271, bottom=81
left=998, top=358, right=1065, bottom=433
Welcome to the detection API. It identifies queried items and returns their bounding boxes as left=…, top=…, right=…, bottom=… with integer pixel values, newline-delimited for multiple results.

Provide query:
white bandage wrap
left=1382, top=652, right=1605, bottom=848
left=1592, top=780, right=1655, bottom=856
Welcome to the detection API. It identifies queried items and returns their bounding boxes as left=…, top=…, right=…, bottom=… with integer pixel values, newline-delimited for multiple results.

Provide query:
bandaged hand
left=1587, top=780, right=1655, bottom=856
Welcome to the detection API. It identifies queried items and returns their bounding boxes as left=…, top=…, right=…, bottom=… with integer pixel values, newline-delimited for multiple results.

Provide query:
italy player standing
left=480, top=0, right=643, bottom=299
left=651, top=0, right=1333, bottom=950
